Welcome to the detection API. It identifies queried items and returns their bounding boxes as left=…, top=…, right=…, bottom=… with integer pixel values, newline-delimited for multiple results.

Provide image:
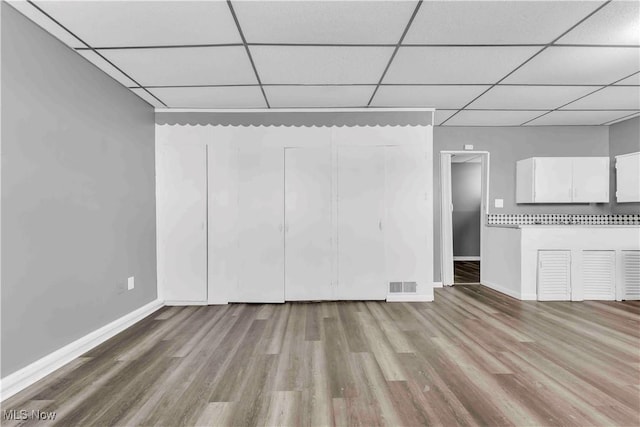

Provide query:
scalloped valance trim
left=155, top=111, right=433, bottom=127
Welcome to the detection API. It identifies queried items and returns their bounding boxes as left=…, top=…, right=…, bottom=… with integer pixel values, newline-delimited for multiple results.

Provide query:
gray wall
left=433, top=125, right=610, bottom=282
left=451, top=162, right=481, bottom=257
left=609, top=116, right=640, bottom=214
left=1, top=3, right=157, bottom=377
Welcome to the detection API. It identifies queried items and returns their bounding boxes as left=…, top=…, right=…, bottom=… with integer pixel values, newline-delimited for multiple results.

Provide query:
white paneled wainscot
left=155, top=110, right=434, bottom=304
left=482, top=225, right=640, bottom=301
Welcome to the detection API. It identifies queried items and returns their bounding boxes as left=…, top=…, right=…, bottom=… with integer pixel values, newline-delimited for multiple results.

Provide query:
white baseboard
left=481, top=280, right=536, bottom=301
left=453, top=256, right=481, bottom=261
left=386, top=294, right=434, bottom=302
left=433, top=281, right=443, bottom=288
left=164, top=300, right=208, bottom=306
left=480, top=280, right=522, bottom=300
left=0, top=299, right=164, bottom=402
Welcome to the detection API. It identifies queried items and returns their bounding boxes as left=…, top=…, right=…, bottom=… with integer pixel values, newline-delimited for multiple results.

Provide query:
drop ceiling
left=8, top=0, right=640, bottom=126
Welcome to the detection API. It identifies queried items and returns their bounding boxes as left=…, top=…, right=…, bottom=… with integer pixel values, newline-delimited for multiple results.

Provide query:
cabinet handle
left=379, top=220, right=383, bottom=231
left=278, top=224, right=283, bottom=233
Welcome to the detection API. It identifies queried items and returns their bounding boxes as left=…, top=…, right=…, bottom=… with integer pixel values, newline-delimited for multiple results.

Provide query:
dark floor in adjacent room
left=454, top=260, right=480, bottom=283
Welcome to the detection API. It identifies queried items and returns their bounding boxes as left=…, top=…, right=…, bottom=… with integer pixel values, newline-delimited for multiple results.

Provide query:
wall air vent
left=389, top=282, right=403, bottom=293
left=389, top=282, right=417, bottom=293
left=403, top=281, right=417, bottom=293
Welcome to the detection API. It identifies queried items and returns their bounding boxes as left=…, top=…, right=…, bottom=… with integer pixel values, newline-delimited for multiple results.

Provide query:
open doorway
left=440, top=151, right=489, bottom=286
left=452, top=154, right=481, bottom=283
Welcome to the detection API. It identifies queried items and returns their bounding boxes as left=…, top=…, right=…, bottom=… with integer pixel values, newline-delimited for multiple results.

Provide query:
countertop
left=487, top=224, right=640, bottom=229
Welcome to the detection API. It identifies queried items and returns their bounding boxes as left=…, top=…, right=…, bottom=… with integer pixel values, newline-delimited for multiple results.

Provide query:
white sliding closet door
left=284, top=147, right=332, bottom=301
left=156, top=141, right=207, bottom=303
left=236, top=144, right=284, bottom=303
left=385, top=145, right=428, bottom=286
left=337, top=146, right=386, bottom=300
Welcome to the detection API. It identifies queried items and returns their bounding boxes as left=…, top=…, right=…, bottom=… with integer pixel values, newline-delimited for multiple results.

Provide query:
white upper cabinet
left=572, top=157, right=609, bottom=203
left=516, top=157, right=609, bottom=203
left=615, top=152, right=640, bottom=203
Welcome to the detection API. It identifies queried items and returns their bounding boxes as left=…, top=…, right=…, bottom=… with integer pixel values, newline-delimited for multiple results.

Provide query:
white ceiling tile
left=77, top=50, right=138, bottom=88
left=99, top=47, right=257, bottom=86
left=33, top=0, right=241, bottom=47
left=384, top=47, right=539, bottom=84
left=614, top=72, right=640, bottom=85
left=435, top=110, right=458, bottom=125
left=372, top=85, right=490, bottom=109
left=527, top=110, right=638, bottom=125
left=251, top=46, right=393, bottom=84
left=444, top=110, right=544, bottom=126
left=148, top=86, right=267, bottom=109
left=503, top=46, right=640, bottom=85
left=470, top=85, right=598, bottom=110
left=558, top=0, right=640, bottom=45
left=235, top=0, right=417, bottom=44
left=8, top=0, right=84, bottom=48
left=265, top=86, right=374, bottom=108
left=603, top=112, right=640, bottom=125
left=405, top=0, right=604, bottom=45
left=561, top=86, right=640, bottom=110
left=131, top=88, right=165, bottom=108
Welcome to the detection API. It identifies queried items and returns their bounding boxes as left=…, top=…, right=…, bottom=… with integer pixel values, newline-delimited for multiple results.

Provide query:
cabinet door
left=236, top=144, right=284, bottom=303
left=337, top=146, right=386, bottom=300
left=582, top=251, right=615, bottom=300
left=534, top=158, right=572, bottom=203
left=572, top=157, right=609, bottom=203
left=622, top=251, right=640, bottom=300
left=284, top=147, right=332, bottom=301
left=537, top=250, right=571, bottom=301
left=616, top=153, right=640, bottom=203
left=156, top=141, right=207, bottom=303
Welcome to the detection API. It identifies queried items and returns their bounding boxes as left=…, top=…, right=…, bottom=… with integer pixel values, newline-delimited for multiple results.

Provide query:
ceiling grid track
left=25, top=0, right=168, bottom=108
left=11, top=0, right=638, bottom=121
left=226, top=0, right=270, bottom=109
left=522, top=70, right=640, bottom=125
left=439, top=0, right=614, bottom=126
left=366, top=0, right=423, bottom=107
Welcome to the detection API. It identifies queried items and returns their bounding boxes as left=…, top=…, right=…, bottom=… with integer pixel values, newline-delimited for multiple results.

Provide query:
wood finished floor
left=4, top=285, right=640, bottom=427
left=454, top=261, right=480, bottom=284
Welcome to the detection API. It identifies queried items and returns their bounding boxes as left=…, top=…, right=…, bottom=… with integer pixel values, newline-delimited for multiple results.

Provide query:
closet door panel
left=385, top=145, right=428, bottom=285
left=284, top=147, right=332, bottom=301
left=207, top=137, right=238, bottom=304
left=236, top=144, right=284, bottom=303
left=337, top=146, right=386, bottom=300
left=156, top=141, right=207, bottom=303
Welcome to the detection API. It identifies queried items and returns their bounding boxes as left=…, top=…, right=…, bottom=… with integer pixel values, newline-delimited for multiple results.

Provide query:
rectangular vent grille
left=537, top=250, right=571, bottom=301
left=623, top=251, right=640, bottom=300
left=389, top=282, right=403, bottom=293
left=583, top=251, right=615, bottom=300
left=403, top=281, right=417, bottom=293
left=389, top=281, right=417, bottom=293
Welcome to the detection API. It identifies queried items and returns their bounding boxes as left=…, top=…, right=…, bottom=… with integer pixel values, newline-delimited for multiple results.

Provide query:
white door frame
left=440, top=151, right=490, bottom=286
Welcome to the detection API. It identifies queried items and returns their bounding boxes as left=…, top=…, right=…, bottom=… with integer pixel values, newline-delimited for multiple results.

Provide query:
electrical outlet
left=464, top=144, right=474, bottom=150
left=494, top=198, right=504, bottom=208
left=127, top=276, right=135, bottom=291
